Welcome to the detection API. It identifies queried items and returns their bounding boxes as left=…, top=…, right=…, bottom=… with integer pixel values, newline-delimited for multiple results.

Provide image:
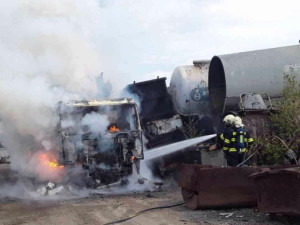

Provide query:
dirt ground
left=0, top=185, right=300, bottom=225
left=0, top=164, right=299, bottom=225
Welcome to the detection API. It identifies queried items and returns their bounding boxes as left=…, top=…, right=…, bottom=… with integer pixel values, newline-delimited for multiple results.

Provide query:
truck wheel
left=181, top=188, right=199, bottom=210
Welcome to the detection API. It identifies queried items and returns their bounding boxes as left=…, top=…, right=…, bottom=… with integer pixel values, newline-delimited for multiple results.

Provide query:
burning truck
left=56, top=98, right=143, bottom=187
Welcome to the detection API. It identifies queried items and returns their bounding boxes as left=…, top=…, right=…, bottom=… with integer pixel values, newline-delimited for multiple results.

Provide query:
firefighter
left=209, top=114, right=235, bottom=157
left=223, top=116, right=254, bottom=166
left=218, top=114, right=236, bottom=162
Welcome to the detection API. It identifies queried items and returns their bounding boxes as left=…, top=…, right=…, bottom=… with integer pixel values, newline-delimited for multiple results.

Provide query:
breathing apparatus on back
left=234, top=116, right=246, bottom=151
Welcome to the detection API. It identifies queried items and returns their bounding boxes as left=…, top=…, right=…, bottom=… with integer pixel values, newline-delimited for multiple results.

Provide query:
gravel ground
left=0, top=164, right=299, bottom=225
left=0, top=185, right=299, bottom=225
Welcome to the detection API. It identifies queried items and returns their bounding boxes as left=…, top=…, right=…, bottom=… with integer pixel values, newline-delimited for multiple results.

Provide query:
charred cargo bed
left=126, top=77, right=185, bottom=149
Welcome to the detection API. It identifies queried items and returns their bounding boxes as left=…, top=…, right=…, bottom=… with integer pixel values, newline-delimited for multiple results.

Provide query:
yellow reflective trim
left=223, top=147, right=229, bottom=151
left=248, top=138, right=254, bottom=142
left=220, top=133, right=224, bottom=140
left=245, top=138, right=248, bottom=141
left=229, top=148, right=237, bottom=152
left=240, top=148, right=247, bottom=153
left=240, top=135, right=243, bottom=143
left=233, top=132, right=237, bottom=135
left=231, top=138, right=236, bottom=142
left=224, top=139, right=230, bottom=143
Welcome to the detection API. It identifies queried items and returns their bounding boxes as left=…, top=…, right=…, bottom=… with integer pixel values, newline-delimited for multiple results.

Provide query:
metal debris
left=0, top=146, right=10, bottom=163
left=220, top=213, right=234, bottom=218
left=37, top=182, right=64, bottom=196
left=48, top=186, right=64, bottom=196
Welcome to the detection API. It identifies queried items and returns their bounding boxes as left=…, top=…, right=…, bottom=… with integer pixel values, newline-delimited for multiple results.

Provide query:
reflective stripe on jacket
left=218, top=126, right=234, bottom=151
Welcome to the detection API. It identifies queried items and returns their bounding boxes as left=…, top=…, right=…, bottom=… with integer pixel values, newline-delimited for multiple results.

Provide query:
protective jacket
left=223, top=128, right=254, bottom=153
left=217, top=126, right=234, bottom=151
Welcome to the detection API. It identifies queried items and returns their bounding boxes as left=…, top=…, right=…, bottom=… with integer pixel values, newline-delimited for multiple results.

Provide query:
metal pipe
left=208, top=45, right=300, bottom=114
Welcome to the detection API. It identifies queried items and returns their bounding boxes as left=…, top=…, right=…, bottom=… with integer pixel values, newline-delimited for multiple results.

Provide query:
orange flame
left=31, top=151, right=65, bottom=182
left=48, top=160, right=64, bottom=169
left=109, top=125, right=120, bottom=132
left=37, top=153, right=64, bottom=170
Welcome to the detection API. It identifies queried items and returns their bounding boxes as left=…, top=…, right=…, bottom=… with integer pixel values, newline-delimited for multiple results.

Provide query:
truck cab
left=57, top=98, right=143, bottom=187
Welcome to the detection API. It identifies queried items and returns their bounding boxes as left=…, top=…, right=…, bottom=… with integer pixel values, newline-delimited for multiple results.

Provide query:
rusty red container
left=178, top=164, right=260, bottom=209
left=251, top=167, right=300, bottom=215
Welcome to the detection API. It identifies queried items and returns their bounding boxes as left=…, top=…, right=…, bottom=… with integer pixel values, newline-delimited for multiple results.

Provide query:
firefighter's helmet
left=234, top=116, right=244, bottom=128
left=223, top=114, right=235, bottom=125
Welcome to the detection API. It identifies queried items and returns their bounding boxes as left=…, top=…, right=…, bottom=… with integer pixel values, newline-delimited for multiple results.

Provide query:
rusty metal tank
left=208, top=45, right=300, bottom=114
left=178, top=164, right=259, bottom=209
left=178, top=164, right=298, bottom=210
left=251, top=167, right=300, bottom=215
left=169, top=60, right=211, bottom=116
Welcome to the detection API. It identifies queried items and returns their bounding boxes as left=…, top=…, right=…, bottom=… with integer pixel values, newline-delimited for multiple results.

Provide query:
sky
left=96, top=0, right=300, bottom=87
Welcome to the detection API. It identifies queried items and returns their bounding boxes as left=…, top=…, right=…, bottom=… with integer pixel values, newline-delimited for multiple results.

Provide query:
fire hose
left=236, top=150, right=258, bottom=167
left=102, top=202, right=185, bottom=225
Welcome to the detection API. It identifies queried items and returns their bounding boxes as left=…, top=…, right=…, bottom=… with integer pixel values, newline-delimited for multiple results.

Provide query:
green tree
left=261, top=74, right=300, bottom=165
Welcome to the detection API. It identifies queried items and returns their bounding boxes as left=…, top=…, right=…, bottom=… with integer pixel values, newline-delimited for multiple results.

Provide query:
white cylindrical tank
left=169, top=60, right=210, bottom=116
left=208, top=45, right=300, bottom=114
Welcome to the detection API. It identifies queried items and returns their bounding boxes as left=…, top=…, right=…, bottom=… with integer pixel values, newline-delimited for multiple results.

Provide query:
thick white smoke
left=0, top=0, right=104, bottom=175
left=81, top=112, right=109, bottom=136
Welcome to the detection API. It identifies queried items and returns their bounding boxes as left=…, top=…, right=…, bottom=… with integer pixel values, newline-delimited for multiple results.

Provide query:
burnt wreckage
left=126, top=77, right=185, bottom=149
left=57, top=98, right=143, bottom=187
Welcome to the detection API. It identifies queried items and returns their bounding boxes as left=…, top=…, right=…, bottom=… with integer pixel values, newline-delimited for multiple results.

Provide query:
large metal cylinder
left=208, top=45, right=300, bottom=114
left=169, top=60, right=210, bottom=115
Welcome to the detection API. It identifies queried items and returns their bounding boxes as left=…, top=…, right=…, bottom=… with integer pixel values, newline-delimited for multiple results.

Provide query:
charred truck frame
left=57, top=98, right=143, bottom=187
